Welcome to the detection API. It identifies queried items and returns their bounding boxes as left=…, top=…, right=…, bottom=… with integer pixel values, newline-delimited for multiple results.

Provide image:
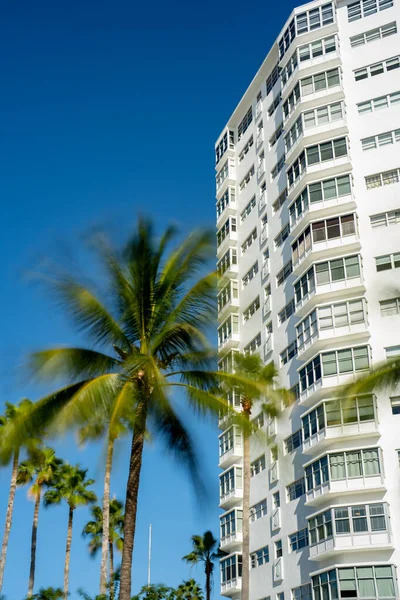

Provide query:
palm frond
left=28, top=347, right=120, bottom=382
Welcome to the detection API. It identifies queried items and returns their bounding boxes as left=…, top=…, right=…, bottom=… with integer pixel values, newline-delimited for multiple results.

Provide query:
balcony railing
left=218, top=332, right=240, bottom=352
left=305, top=472, right=385, bottom=507
left=220, top=530, right=243, bottom=552
left=295, top=273, right=365, bottom=317
left=292, top=229, right=359, bottom=273
left=260, top=223, right=268, bottom=243
left=259, top=191, right=266, bottom=210
left=221, top=577, right=242, bottom=597
left=297, top=319, right=369, bottom=360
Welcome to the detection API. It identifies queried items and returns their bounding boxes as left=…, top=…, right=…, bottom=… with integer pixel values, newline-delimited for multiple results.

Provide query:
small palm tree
left=30, top=588, right=64, bottom=600
left=175, top=580, right=204, bottom=600
left=131, top=584, right=175, bottom=600
left=17, top=447, right=63, bottom=597
left=0, top=399, right=35, bottom=592
left=44, top=464, right=97, bottom=600
left=183, top=532, right=222, bottom=600
left=224, top=353, right=291, bottom=600
left=82, top=499, right=124, bottom=596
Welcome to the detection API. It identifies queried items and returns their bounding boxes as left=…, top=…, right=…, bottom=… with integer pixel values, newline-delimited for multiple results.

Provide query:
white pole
left=147, top=524, right=152, bottom=586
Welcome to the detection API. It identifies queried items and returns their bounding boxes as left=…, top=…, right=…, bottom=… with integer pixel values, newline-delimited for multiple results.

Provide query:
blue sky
left=0, top=0, right=297, bottom=598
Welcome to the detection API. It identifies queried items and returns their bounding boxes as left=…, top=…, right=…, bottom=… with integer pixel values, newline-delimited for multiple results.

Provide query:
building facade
left=215, top=0, right=400, bottom=598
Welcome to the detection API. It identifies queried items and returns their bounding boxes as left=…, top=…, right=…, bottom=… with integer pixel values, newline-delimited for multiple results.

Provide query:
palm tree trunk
left=119, top=402, right=147, bottom=600
left=109, top=541, right=114, bottom=600
left=100, top=437, right=114, bottom=595
left=28, top=490, right=41, bottom=597
left=241, top=415, right=251, bottom=600
left=63, top=506, right=74, bottom=600
left=0, top=449, right=19, bottom=592
left=205, top=562, right=212, bottom=600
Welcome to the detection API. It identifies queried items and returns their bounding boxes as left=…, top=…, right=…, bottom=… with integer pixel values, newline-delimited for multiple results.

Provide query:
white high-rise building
left=215, top=1, right=400, bottom=598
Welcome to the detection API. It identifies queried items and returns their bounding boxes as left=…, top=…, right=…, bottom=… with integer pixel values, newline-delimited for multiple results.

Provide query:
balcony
left=221, top=577, right=242, bottom=597
left=216, top=159, right=236, bottom=200
left=220, top=530, right=243, bottom=552
left=259, top=191, right=266, bottom=210
left=218, top=332, right=240, bottom=353
left=219, top=426, right=243, bottom=469
left=303, top=418, right=380, bottom=455
left=297, top=320, right=369, bottom=361
left=305, top=474, right=385, bottom=507
left=260, top=223, right=268, bottom=244
left=257, top=162, right=265, bottom=180
left=292, top=223, right=360, bottom=275
left=299, top=368, right=370, bottom=406
left=256, top=130, right=263, bottom=148
left=261, top=262, right=270, bottom=281
left=218, top=281, right=240, bottom=321
left=310, top=529, right=393, bottom=560
left=263, top=296, right=271, bottom=319
left=217, top=231, right=238, bottom=259
left=295, top=274, right=365, bottom=319
left=218, top=391, right=241, bottom=429
left=264, top=335, right=273, bottom=358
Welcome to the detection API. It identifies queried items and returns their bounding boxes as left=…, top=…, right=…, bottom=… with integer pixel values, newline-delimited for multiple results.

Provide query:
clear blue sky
left=0, top=1, right=297, bottom=598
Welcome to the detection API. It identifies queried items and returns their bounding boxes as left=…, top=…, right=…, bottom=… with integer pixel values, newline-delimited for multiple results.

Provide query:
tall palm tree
left=82, top=499, right=124, bottom=597
left=44, top=464, right=97, bottom=600
left=0, top=220, right=267, bottom=599
left=78, top=418, right=126, bottom=595
left=225, top=353, right=291, bottom=600
left=30, top=588, right=64, bottom=600
left=0, top=398, right=34, bottom=592
left=175, top=580, right=204, bottom=600
left=183, top=532, right=222, bottom=600
left=17, top=447, right=63, bottom=597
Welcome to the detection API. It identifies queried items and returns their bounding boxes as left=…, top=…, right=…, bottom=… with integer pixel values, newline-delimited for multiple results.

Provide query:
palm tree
left=0, top=220, right=268, bottom=599
left=78, top=418, right=126, bottom=595
left=82, top=499, right=124, bottom=597
left=224, top=353, right=291, bottom=600
left=183, top=532, right=222, bottom=600
left=0, top=399, right=35, bottom=592
left=131, top=584, right=175, bottom=600
left=17, top=447, right=63, bottom=597
left=30, top=588, right=64, bottom=600
left=44, top=464, right=96, bottom=600
left=175, top=580, right=204, bottom=600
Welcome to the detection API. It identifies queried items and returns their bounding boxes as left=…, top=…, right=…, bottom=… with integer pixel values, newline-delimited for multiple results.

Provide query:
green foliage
left=43, top=463, right=97, bottom=510
left=131, top=584, right=175, bottom=600
left=29, top=587, right=64, bottom=600
left=82, top=499, right=124, bottom=556
left=182, top=531, right=222, bottom=568
left=175, top=579, right=204, bottom=600
left=16, top=447, right=63, bottom=498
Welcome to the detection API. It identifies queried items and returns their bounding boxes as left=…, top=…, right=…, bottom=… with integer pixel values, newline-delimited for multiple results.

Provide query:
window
left=358, top=90, right=400, bottom=114
left=291, top=584, right=312, bottom=600
left=287, top=138, right=348, bottom=189
left=296, top=309, right=317, bottom=350
left=281, top=52, right=298, bottom=87
left=350, top=21, right=397, bottom=46
left=243, top=296, right=260, bottom=321
left=273, top=491, right=280, bottom=508
left=337, top=566, right=396, bottom=598
left=303, top=102, right=344, bottom=129
left=275, top=540, right=282, bottom=558
left=220, top=466, right=242, bottom=499
left=241, top=228, right=257, bottom=254
left=273, top=188, right=288, bottom=212
left=305, top=455, right=329, bottom=490
left=238, top=135, right=254, bottom=162
left=217, top=248, right=237, bottom=277
left=386, top=345, right=400, bottom=359
left=267, top=94, right=280, bottom=117
left=216, top=187, right=235, bottom=220
left=300, top=67, right=340, bottom=97
left=380, top=298, right=400, bottom=316
left=329, top=448, right=380, bottom=480
left=218, top=315, right=239, bottom=347
left=220, top=554, right=242, bottom=583
left=252, top=412, right=265, bottom=430
left=309, top=510, right=333, bottom=544
left=242, top=262, right=258, bottom=287
left=362, top=128, right=400, bottom=151
left=392, top=397, right=400, bottom=415
left=283, top=83, right=300, bottom=120
left=289, top=528, right=309, bottom=551
left=294, top=3, right=334, bottom=37
left=375, top=252, right=400, bottom=272
left=367, top=167, right=400, bottom=190
left=218, top=351, right=239, bottom=374
left=266, top=63, right=280, bottom=94
left=239, top=165, right=255, bottom=191
left=292, top=215, right=355, bottom=265
left=215, top=131, right=234, bottom=165
left=271, top=154, right=285, bottom=179
left=348, top=0, right=393, bottom=22
left=277, top=594, right=284, bottom=600
left=371, top=209, right=400, bottom=228
left=217, top=217, right=237, bottom=247
left=250, top=545, right=269, bottom=568
left=240, top=196, right=256, bottom=222
left=216, top=160, right=229, bottom=190
left=251, top=455, right=266, bottom=477
left=285, top=117, right=303, bottom=152
left=220, top=509, right=242, bottom=539
left=278, top=298, right=295, bottom=324
left=244, top=332, right=262, bottom=354
left=318, top=298, right=367, bottom=331
left=269, top=122, right=284, bottom=147
left=238, top=108, right=253, bottom=141
left=219, top=426, right=241, bottom=457
left=277, top=260, right=293, bottom=286
left=275, top=223, right=290, bottom=248
left=335, top=503, right=387, bottom=534
left=289, top=175, right=352, bottom=225
left=355, top=55, right=400, bottom=81
left=287, top=477, right=306, bottom=501
left=298, top=35, right=337, bottom=63
left=250, top=499, right=267, bottom=521
left=303, top=396, right=375, bottom=439
left=218, top=281, right=238, bottom=312
left=280, top=341, right=298, bottom=366
left=321, top=346, right=370, bottom=377
left=285, top=429, right=302, bottom=453
left=278, top=18, right=296, bottom=59
left=294, top=266, right=316, bottom=305
left=315, top=254, right=361, bottom=285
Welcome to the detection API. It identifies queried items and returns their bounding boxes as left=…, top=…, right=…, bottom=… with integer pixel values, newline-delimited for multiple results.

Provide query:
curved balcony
left=220, top=530, right=243, bottom=553
left=218, top=280, right=240, bottom=322
left=219, top=426, right=243, bottom=469
left=297, top=319, right=370, bottom=362
left=310, top=530, right=393, bottom=560
left=221, top=577, right=242, bottom=597
left=303, top=418, right=380, bottom=456
left=220, top=553, right=242, bottom=597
